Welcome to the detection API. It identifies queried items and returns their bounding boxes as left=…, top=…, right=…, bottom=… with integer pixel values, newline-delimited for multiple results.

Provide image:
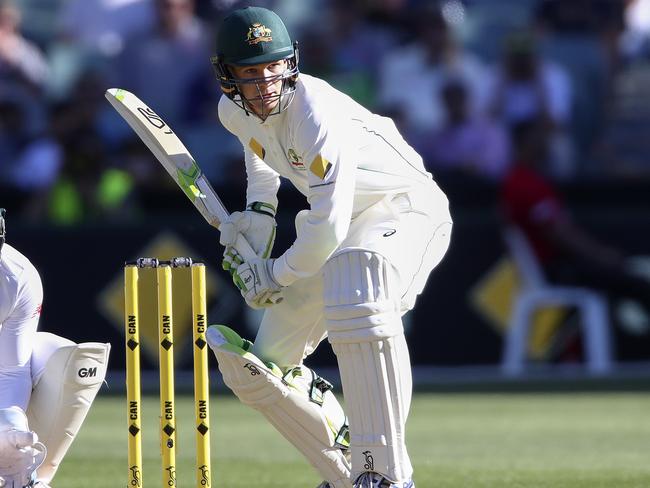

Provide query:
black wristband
left=247, top=201, right=276, bottom=218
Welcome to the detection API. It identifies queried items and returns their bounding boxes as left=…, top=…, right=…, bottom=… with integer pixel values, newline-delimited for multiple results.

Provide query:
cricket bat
left=105, top=87, right=257, bottom=261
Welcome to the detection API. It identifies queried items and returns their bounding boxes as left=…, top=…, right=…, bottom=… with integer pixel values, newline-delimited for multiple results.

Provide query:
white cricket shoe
left=353, top=472, right=414, bottom=488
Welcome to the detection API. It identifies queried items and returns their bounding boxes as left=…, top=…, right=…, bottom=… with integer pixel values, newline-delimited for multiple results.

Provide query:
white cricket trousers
left=253, top=184, right=452, bottom=368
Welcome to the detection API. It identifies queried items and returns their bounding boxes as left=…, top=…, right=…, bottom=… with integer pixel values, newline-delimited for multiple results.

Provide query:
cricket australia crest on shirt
left=246, top=23, right=272, bottom=45
left=287, top=148, right=305, bottom=170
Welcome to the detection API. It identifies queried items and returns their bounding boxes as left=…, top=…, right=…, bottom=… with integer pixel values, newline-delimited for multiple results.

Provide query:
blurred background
left=2, top=0, right=650, bottom=389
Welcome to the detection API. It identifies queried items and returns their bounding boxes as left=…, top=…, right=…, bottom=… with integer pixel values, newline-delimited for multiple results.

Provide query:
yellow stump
left=125, top=264, right=143, bottom=487
left=191, top=263, right=211, bottom=487
left=157, top=264, right=176, bottom=487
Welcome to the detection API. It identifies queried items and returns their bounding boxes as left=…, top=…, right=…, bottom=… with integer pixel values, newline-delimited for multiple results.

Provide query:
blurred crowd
left=1, top=0, right=649, bottom=225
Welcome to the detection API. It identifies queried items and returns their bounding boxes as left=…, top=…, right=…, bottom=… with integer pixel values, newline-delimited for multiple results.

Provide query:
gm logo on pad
left=78, top=367, right=98, bottom=378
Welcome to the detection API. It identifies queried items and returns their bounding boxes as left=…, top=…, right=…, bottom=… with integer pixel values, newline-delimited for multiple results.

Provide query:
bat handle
left=233, top=233, right=257, bottom=261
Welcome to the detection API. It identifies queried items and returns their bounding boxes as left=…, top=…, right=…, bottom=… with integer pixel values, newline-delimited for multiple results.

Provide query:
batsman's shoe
left=353, top=472, right=415, bottom=488
left=318, top=480, right=359, bottom=488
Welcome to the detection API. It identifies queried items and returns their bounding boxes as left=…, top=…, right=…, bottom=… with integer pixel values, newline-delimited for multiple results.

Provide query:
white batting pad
left=27, top=342, right=110, bottom=483
left=323, top=250, right=403, bottom=341
left=324, top=250, right=413, bottom=482
left=207, top=325, right=352, bottom=488
left=30, top=332, right=75, bottom=385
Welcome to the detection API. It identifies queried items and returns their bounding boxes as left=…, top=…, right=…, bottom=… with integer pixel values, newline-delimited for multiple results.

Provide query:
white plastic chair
left=501, top=226, right=612, bottom=376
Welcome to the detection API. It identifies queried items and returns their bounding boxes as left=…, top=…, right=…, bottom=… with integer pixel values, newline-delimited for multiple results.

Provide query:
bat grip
left=233, top=233, right=257, bottom=261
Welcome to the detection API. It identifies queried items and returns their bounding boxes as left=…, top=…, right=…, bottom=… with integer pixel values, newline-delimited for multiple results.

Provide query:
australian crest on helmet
left=246, top=22, right=272, bottom=45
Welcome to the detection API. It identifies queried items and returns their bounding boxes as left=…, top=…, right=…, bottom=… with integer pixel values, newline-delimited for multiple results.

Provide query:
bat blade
left=105, top=88, right=257, bottom=261
left=105, top=87, right=227, bottom=228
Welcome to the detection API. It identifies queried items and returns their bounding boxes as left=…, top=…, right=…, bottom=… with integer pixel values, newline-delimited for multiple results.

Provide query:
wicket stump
left=125, top=257, right=211, bottom=487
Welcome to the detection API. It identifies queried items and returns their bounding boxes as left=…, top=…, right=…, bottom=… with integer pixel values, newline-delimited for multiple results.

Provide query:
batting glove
left=232, top=257, right=283, bottom=309
left=219, top=202, right=276, bottom=259
left=221, top=248, right=244, bottom=276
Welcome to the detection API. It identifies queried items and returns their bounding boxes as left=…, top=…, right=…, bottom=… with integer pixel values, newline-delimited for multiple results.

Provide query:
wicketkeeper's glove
left=0, top=407, right=47, bottom=488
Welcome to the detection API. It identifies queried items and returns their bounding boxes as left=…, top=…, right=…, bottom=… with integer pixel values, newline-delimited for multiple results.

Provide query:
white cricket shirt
left=0, top=244, right=43, bottom=409
left=218, top=74, right=442, bottom=286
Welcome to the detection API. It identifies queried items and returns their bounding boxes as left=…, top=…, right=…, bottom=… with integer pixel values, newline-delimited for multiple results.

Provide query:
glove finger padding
left=246, top=290, right=283, bottom=310
left=222, top=248, right=244, bottom=275
left=234, top=258, right=283, bottom=307
left=8, top=431, right=37, bottom=449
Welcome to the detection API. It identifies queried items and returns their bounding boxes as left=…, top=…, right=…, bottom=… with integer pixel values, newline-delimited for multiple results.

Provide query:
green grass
left=54, top=392, right=650, bottom=487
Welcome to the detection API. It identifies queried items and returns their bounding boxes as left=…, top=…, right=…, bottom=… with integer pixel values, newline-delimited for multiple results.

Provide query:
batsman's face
left=230, top=60, right=288, bottom=117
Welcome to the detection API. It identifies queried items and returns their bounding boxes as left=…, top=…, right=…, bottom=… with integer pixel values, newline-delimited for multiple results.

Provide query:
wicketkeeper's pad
left=27, top=341, right=110, bottom=483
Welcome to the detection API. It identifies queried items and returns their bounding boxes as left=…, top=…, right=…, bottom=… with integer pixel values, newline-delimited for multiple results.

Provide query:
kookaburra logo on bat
left=138, top=106, right=172, bottom=135
left=243, top=362, right=261, bottom=376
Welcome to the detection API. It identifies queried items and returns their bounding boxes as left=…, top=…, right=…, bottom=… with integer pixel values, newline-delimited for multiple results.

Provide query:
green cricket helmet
left=211, top=6, right=299, bottom=118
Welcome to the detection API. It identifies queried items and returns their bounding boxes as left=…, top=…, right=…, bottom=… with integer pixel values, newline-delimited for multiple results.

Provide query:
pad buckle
left=309, top=375, right=333, bottom=406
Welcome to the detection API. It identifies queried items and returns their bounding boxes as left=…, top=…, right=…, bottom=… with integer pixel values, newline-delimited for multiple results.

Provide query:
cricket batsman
left=205, top=7, right=452, bottom=487
left=0, top=209, right=110, bottom=487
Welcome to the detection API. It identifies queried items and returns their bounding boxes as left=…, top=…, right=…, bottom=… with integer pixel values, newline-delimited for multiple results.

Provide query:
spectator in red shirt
left=500, top=119, right=650, bottom=310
